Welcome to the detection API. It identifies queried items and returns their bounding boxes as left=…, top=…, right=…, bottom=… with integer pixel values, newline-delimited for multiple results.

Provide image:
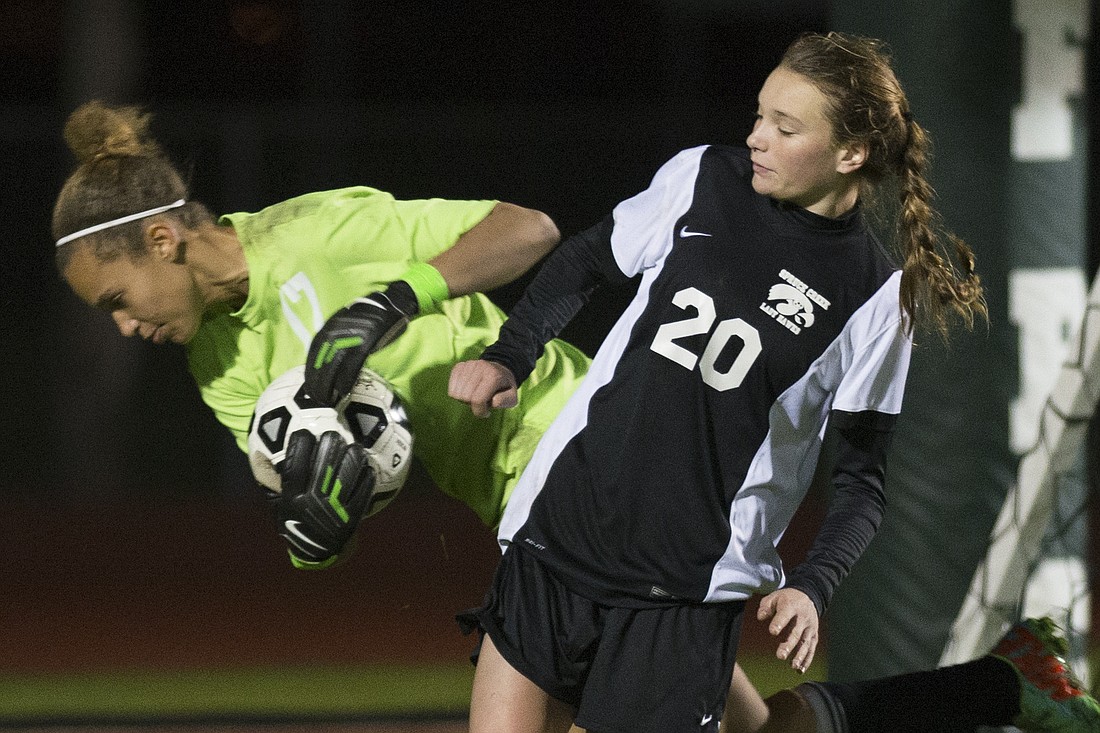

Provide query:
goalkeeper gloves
left=303, top=262, right=449, bottom=407
left=277, top=429, right=376, bottom=569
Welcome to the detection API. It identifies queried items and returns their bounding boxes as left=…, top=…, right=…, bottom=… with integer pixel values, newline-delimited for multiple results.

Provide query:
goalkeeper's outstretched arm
left=304, top=203, right=560, bottom=407
left=448, top=217, right=621, bottom=415
left=429, top=202, right=560, bottom=299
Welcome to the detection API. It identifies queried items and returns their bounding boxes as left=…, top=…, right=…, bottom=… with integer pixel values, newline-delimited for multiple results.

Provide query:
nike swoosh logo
left=680, top=225, right=712, bottom=238
left=282, top=520, right=327, bottom=550
left=700, top=713, right=714, bottom=725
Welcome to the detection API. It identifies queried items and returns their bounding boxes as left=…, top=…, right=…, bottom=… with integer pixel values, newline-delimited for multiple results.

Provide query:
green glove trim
left=322, top=468, right=350, bottom=523
left=313, top=335, right=365, bottom=370
left=289, top=551, right=340, bottom=570
left=400, top=262, right=450, bottom=314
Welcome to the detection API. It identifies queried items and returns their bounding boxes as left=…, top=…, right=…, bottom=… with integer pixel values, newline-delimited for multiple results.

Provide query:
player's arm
left=485, top=215, right=623, bottom=374
left=758, top=409, right=895, bottom=670
left=428, top=202, right=560, bottom=298
left=785, top=408, right=894, bottom=613
left=449, top=215, right=621, bottom=414
left=303, top=203, right=560, bottom=407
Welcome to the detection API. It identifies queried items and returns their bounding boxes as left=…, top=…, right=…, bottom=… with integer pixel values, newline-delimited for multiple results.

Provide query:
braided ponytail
left=895, top=119, right=984, bottom=339
left=781, top=32, right=987, bottom=340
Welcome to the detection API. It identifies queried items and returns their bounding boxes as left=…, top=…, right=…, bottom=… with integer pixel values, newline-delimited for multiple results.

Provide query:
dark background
left=1, top=0, right=829, bottom=501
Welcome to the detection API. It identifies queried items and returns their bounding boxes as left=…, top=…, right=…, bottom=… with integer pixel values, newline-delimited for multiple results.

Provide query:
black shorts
left=467, top=546, right=744, bottom=733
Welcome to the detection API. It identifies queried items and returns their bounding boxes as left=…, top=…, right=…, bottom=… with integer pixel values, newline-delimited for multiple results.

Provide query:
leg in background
left=720, top=616, right=1100, bottom=733
left=721, top=662, right=774, bottom=732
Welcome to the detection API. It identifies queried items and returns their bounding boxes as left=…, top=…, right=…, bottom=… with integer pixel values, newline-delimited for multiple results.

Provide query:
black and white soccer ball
left=248, top=365, right=414, bottom=517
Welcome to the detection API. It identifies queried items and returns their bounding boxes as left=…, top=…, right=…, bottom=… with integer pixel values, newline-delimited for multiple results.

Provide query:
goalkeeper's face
left=63, top=240, right=205, bottom=346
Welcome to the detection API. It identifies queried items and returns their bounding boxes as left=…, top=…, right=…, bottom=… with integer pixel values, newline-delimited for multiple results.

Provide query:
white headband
left=55, top=199, right=187, bottom=248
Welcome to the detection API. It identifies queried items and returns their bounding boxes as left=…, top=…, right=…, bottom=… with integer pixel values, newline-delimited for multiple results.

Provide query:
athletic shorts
left=467, top=545, right=744, bottom=733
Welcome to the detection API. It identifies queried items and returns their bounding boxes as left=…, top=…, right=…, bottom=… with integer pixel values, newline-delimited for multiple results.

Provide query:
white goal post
left=940, top=267, right=1100, bottom=667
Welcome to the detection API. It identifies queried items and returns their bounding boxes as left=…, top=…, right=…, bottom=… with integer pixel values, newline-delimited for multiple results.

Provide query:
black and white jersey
left=490, top=145, right=912, bottom=608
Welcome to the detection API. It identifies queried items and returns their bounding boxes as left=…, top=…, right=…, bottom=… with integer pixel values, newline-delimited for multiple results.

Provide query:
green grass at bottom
left=1, top=648, right=1094, bottom=724
left=0, top=655, right=808, bottom=724
left=0, top=664, right=475, bottom=722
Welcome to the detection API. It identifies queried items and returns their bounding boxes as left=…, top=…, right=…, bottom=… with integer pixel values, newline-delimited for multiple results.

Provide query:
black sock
left=821, top=656, right=1020, bottom=732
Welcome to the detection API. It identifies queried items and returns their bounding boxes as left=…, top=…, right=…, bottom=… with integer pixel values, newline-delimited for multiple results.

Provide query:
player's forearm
left=481, top=216, right=615, bottom=384
left=786, top=486, right=883, bottom=616
left=785, top=411, right=893, bottom=615
left=428, top=202, right=560, bottom=297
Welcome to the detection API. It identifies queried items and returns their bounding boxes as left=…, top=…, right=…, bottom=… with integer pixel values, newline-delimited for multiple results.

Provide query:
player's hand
left=757, top=588, right=819, bottom=673
left=277, top=429, right=376, bottom=569
left=304, top=284, right=415, bottom=407
left=448, top=359, right=519, bottom=418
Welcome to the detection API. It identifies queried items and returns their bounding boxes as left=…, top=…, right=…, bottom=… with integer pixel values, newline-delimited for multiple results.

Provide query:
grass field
left=0, top=653, right=823, bottom=729
left=0, top=664, right=473, bottom=725
left=5, top=650, right=1097, bottom=730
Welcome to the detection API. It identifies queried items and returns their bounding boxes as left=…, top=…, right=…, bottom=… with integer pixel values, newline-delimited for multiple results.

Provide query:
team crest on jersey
left=759, top=269, right=830, bottom=334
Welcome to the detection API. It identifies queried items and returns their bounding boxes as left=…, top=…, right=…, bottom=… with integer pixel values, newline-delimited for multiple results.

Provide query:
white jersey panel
left=608, top=146, right=706, bottom=277
left=832, top=271, right=911, bottom=415
left=705, top=272, right=909, bottom=601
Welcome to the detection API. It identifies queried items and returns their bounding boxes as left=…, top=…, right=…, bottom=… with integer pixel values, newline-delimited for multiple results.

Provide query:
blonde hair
left=52, top=101, right=211, bottom=269
left=781, top=32, right=987, bottom=341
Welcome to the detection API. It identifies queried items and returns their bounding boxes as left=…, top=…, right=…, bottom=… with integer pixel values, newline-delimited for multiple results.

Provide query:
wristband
left=399, top=262, right=450, bottom=314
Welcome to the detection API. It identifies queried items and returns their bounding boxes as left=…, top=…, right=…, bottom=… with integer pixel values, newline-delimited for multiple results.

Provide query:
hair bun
left=63, top=100, right=157, bottom=164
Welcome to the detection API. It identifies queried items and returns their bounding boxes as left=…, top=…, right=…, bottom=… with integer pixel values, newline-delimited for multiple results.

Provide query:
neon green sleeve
left=189, top=187, right=589, bottom=529
left=191, top=188, right=496, bottom=453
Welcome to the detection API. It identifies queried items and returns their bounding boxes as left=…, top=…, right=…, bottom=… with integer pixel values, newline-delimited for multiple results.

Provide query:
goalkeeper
left=51, top=101, right=1097, bottom=733
left=52, top=100, right=586, bottom=571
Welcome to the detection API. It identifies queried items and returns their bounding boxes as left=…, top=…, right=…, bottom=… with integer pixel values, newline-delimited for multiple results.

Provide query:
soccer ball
left=248, top=365, right=414, bottom=518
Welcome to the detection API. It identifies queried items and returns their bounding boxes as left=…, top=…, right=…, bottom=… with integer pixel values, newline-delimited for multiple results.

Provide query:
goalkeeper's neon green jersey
left=187, top=187, right=590, bottom=528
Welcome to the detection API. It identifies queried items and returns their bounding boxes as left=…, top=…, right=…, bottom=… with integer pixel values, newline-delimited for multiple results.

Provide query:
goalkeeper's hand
left=303, top=282, right=417, bottom=407
left=276, top=428, right=376, bottom=569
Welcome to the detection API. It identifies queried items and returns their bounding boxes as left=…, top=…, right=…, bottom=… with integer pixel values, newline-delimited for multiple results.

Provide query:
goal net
left=940, top=268, right=1100, bottom=687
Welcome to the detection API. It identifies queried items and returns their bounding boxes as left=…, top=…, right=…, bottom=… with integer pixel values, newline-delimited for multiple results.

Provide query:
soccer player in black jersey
left=450, top=31, right=998, bottom=733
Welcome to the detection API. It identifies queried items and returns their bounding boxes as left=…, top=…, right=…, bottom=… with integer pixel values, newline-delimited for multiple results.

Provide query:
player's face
left=746, top=66, right=862, bottom=217
left=63, top=243, right=205, bottom=345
